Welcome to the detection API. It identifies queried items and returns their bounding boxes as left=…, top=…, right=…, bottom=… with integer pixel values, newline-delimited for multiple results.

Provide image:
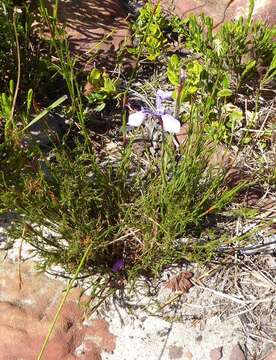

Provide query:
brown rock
left=132, top=139, right=149, bottom=156
left=195, top=335, right=203, bottom=342
left=226, top=0, right=276, bottom=27
left=210, top=346, right=223, bottom=360
left=225, top=167, right=243, bottom=188
left=229, top=343, right=246, bottom=360
left=85, top=319, right=116, bottom=353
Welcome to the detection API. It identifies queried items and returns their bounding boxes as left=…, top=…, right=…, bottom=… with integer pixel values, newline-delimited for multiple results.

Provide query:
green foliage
left=167, top=54, right=181, bottom=86
left=129, top=4, right=274, bottom=102
left=0, top=0, right=47, bottom=90
left=261, top=49, right=276, bottom=87
left=0, top=0, right=17, bottom=87
left=0, top=143, right=140, bottom=273
left=0, top=0, right=275, bottom=284
left=0, top=3, right=11, bottom=63
left=22, top=94, right=68, bottom=131
left=217, top=89, right=233, bottom=98
left=85, top=69, right=118, bottom=112
left=1, top=128, right=246, bottom=277
left=182, top=60, right=203, bottom=99
left=250, top=20, right=276, bottom=64
left=129, top=1, right=168, bottom=60
left=161, top=10, right=275, bottom=143
left=167, top=55, right=204, bottom=105
left=184, top=15, right=214, bottom=56
left=0, top=80, right=13, bottom=122
left=0, top=78, right=67, bottom=143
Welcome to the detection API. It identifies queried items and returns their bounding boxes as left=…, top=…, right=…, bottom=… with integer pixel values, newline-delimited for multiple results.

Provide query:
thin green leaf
left=217, top=89, right=233, bottom=98
left=22, top=95, right=68, bottom=131
left=241, top=60, right=256, bottom=79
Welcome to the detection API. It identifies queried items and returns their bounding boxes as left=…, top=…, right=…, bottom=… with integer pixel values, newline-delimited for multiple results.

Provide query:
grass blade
left=22, top=95, right=68, bottom=131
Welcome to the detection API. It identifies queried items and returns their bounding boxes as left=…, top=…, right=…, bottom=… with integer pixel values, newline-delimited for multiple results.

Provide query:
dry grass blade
left=192, top=281, right=247, bottom=305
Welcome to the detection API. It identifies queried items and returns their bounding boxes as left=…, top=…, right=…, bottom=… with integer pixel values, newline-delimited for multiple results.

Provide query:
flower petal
left=155, top=97, right=165, bottom=114
left=112, top=259, right=124, bottom=272
left=161, top=114, right=181, bottom=133
left=127, top=111, right=146, bottom=127
left=156, top=89, right=173, bottom=100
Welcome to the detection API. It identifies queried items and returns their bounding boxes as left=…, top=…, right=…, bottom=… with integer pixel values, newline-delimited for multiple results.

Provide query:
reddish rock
left=227, top=0, right=276, bottom=26
left=159, top=0, right=276, bottom=27
left=46, top=0, right=131, bottom=67
left=229, top=343, right=246, bottom=360
left=0, top=258, right=116, bottom=360
left=210, top=346, right=223, bottom=360
left=263, top=349, right=276, bottom=360
left=85, top=319, right=116, bottom=353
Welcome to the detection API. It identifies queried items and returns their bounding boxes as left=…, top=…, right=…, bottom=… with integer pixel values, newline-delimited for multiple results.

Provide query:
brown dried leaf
left=83, top=81, right=97, bottom=97
left=165, top=271, right=194, bottom=293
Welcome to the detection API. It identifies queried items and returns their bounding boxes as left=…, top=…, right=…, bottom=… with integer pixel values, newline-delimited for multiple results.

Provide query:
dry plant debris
left=165, top=271, right=194, bottom=293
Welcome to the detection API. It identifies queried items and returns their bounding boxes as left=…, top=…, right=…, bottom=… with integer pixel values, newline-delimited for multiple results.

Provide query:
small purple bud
left=112, top=259, right=124, bottom=272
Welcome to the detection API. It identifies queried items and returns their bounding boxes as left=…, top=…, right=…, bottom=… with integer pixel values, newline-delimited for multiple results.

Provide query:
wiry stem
left=6, top=9, right=21, bottom=141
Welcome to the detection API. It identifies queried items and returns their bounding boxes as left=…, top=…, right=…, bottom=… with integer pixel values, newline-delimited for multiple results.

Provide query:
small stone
left=195, top=335, right=203, bottom=342
left=169, top=345, right=184, bottom=359
left=209, top=346, right=223, bottom=360
left=183, top=351, right=193, bottom=359
left=176, top=123, right=189, bottom=145
left=229, top=343, right=246, bottom=360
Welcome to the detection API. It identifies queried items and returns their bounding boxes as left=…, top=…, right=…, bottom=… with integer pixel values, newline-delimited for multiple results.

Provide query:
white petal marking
left=127, top=111, right=146, bottom=127
left=161, top=114, right=181, bottom=133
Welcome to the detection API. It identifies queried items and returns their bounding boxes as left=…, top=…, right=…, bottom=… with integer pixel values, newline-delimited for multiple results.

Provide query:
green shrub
left=0, top=0, right=274, bottom=283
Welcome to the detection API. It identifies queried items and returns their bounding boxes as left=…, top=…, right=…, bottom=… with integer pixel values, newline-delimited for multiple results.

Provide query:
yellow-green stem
left=36, top=243, right=93, bottom=360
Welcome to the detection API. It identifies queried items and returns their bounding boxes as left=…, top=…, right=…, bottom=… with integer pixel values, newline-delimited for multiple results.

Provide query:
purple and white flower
left=127, top=89, right=181, bottom=134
